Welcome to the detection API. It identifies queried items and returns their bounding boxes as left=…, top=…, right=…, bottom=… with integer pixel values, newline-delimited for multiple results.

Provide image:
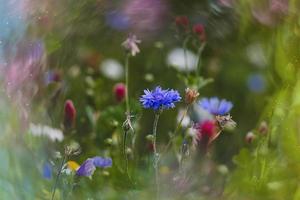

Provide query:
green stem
left=51, top=154, right=67, bottom=200
left=125, top=54, right=130, bottom=114
left=161, top=105, right=190, bottom=156
left=183, top=36, right=190, bottom=77
left=195, top=43, right=206, bottom=78
left=152, top=112, right=161, bottom=200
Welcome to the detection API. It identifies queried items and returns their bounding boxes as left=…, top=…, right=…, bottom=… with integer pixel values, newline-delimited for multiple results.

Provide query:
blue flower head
left=42, top=162, right=52, bottom=180
left=140, top=86, right=181, bottom=110
left=199, top=97, right=233, bottom=116
left=76, top=157, right=112, bottom=177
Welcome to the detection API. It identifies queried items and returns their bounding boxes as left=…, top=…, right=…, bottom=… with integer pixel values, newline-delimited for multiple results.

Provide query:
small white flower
left=100, top=59, right=124, bottom=80
left=29, top=123, right=64, bottom=142
left=122, top=34, right=141, bottom=56
left=167, top=48, right=197, bottom=72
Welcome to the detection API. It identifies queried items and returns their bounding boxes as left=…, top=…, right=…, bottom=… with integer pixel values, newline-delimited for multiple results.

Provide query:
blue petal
left=76, top=159, right=96, bottom=177
left=92, top=157, right=112, bottom=168
left=42, top=162, right=52, bottom=180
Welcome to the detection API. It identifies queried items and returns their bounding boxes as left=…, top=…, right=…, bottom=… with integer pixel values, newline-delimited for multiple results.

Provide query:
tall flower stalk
left=152, top=111, right=161, bottom=200
left=121, top=34, right=141, bottom=179
left=140, top=86, right=181, bottom=199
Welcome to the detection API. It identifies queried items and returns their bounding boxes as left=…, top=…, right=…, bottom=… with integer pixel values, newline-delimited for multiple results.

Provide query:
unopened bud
left=105, top=138, right=113, bottom=145
left=146, top=134, right=155, bottom=141
left=125, top=147, right=132, bottom=155
left=245, top=131, right=256, bottom=144
left=64, top=100, right=76, bottom=129
left=258, top=121, right=268, bottom=136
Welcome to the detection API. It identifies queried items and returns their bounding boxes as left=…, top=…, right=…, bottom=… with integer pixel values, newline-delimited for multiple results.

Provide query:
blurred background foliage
left=0, top=0, right=300, bottom=199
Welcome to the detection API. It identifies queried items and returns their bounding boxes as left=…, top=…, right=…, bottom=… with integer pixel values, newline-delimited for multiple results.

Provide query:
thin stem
left=195, top=42, right=206, bottom=77
left=183, top=36, right=191, bottom=77
left=124, top=54, right=133, bottom=183
left=125, top=54, right=130, bottom=114
left=152, top=112, right=161, bottom=200
left=161, top=105, right=190, bottom=156
left=51, top=154, right=67, bottom=200
left=123, top=130, right=131, bottom=182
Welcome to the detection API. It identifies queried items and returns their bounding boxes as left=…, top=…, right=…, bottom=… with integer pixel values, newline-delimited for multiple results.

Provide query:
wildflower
left=175, top=15, right=190, bottom=32
left=42, top=162, right=52, bottom=180
left=199, top=97, right=233, bottom=116
left=122, top=34, right=141, bottom=56
left=185, top=88, right=199, bottom=105
left=245, top=131, right=256, bottom=144
left=113, top=83, right=126, bottom=102
left=258, top=121, right=268, bottom=135
left=100, top=59, right=124, bottom=80
left=193, top=23, right=206, bottom=42
left=194, top=120, right=219, bottom=151
left=76, top=157, right=112, bottom=177
left=140, top=86, right=181, bottom=110
left=64, top=100, right=76, bottom=129
left=29, top=123, right=64, bottom=142
left=67, top=161, right=80, bottom=171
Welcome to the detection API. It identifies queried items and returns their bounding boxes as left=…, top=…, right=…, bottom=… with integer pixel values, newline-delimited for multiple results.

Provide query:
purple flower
left=199, top=97, right=233, bottom=116
left=92, top=157, right=112, bottom=168
left=76, top=157, right=112, bottom=177
left=140, top=86, right=181, bottom=110
left=122, top=34, right=141, bottom=56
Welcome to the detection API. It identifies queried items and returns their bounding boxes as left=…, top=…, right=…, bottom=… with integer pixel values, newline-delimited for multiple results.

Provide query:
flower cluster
left=199, top=97, right=233, bottom=116
left=76, top=157, right=112, bottom=177
left=140, top=86, right=181, bottom=110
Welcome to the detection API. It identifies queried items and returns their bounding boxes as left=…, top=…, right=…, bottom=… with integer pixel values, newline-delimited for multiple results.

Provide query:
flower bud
left=193, top=23, right=206, bottom=42
left=146, top=134, right=155, bottom=141
left=185, top=88, right=199, bottom=105
left=175, top=16, right=190, bottom=31
left=113, top=83, right=126, bottom=102
left=258, top=121, right=268, bottom=136
left=126, top=147, right=132, bottom=155
left=64, top=100, right=76, bottom=129
left=105, top=138, right=113, bottom=145
left=245, top=131, right=256, bottom=144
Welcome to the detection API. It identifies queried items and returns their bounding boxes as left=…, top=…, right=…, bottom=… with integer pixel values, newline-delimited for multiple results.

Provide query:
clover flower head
left=122, top=34, right=141, bottom=56
left=199, top=97, right=233, bottom=116
left=140, top=86, right=181, bottom=110
left=76, top=157, right=112, bottom=177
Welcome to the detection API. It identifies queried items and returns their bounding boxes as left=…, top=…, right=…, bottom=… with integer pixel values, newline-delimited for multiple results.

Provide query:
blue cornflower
left=199, top=97, right=233, bottom=115
left=140, top=86, right=181, bottom=110
left=42, top=162, right=52, bottom=180
left=76, top=157, right=112, bottom=177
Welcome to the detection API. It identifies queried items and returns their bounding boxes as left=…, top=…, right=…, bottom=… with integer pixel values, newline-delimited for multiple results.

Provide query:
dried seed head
left=216, top=114, right=236, bottom=130
left=185, top=88, right=199, bottom=105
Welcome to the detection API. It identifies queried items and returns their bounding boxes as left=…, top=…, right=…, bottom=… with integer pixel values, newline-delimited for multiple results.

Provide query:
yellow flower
left=67, top=161, right=80, bottom=171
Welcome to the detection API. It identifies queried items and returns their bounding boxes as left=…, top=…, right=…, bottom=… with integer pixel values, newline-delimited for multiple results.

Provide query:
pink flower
left=175, top=16, right=190, bottom=32
left=64, top=100, right=76, bottom=129
left=122, top=34, right=141, bottom=56
left=193, top=24, right=206, bottom=42
left=194, top=120, right=219, bottom=152
left=113, top=83, right=126, bottom=102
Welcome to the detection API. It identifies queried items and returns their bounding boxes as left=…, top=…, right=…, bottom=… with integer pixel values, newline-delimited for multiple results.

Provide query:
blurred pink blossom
left=123, top=0, right=169, bottom=37
left=252, top=0, right=289, bottom=27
